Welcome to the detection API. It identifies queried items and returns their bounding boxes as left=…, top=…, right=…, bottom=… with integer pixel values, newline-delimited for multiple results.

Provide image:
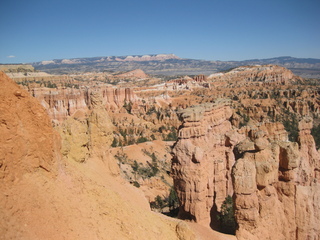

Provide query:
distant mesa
left=0, top=64, right=35, bottom=73
left=36, top=54, right=180, bottom=65
left=28, top=54, right=320, bottom=78
left=121, top=54, right=180, bottom=62
left=61, top=59, right=82, bottom=64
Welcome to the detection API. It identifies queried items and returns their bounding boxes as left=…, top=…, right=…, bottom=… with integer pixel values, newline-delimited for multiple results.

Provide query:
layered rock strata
left=31, top=87, right=137, bottom=122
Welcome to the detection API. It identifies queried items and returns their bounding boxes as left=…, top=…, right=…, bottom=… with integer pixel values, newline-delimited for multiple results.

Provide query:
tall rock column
left=172, top=100, right=240, bottom=227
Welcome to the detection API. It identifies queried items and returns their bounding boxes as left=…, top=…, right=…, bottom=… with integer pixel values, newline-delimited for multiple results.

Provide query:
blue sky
left=0, top=0, right=319, bottom=63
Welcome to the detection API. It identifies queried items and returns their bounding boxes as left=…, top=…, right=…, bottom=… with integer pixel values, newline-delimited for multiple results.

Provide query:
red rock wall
left=31, top=87, right=137, bottom=122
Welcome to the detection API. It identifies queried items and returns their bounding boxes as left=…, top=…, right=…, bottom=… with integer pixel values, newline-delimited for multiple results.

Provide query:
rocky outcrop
left=232, top=119, right=320, bottom=240
left=171, top=100, right=241, bottom=226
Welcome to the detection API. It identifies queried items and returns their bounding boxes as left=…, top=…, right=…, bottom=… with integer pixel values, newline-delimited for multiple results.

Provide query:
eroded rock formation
left=208, top=65, right=302, bottom=85
left=172, top=98, right=320, bottom=240
left=233, top=118, right=320, bottom=240
left=57, top=90, right=119, bottom=176
left=31, top=86, right=137, bottom=122
left=171, top=100, right=242, bottom=226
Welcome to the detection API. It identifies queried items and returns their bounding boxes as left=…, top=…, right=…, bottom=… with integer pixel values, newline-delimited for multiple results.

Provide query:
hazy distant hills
left=31, top=54, right=320, bottom=78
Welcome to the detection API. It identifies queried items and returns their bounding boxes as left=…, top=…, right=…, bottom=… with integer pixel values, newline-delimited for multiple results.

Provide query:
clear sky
left=0, top=0, right=319, bottom=63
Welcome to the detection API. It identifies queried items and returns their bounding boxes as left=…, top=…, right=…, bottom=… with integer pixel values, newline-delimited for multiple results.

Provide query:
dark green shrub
left=168, top=187, right=179, bottom=211
left=132, top=160, right=139, bottom=172
left=123, top=101, right=132, bottom=114
left=132, top=181, right=140, bottom=188
left=111, top=137, right=118, bottom=147
left=137, top=136, right=148, bottom=143
left=217, top=195, right=237, bottom=235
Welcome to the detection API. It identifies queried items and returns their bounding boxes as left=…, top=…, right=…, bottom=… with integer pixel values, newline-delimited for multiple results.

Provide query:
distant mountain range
left=31, top=54, right=320, bottom=78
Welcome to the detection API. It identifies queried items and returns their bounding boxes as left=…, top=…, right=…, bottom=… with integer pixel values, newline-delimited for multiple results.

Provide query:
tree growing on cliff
left=311, top=123, right=320, bottom=149
left=168, top=186, right=179, bottom=212
left=282, top=112, right=299, bottom=142
left=217, top=195, right=237, bottom=235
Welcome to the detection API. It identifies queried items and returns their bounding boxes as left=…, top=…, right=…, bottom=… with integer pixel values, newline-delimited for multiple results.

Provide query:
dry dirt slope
left=0, top=71, right=235, bottom=240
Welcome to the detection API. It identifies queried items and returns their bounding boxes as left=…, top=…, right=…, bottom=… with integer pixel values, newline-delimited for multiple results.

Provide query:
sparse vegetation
left=126, top=151, right=159, bottom=179
left=237, top=111, right=250, bottom=128
left=311, top=123, right=320, bottom=149
left=45, top=81, right=57, bottom=88
left=114, top=151, right=129, bottom=164
left=164, top=127, right=178, bottom=141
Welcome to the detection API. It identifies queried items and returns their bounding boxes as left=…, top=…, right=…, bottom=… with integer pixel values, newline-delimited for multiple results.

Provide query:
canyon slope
left=0, top=71, right=237, bottom=240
